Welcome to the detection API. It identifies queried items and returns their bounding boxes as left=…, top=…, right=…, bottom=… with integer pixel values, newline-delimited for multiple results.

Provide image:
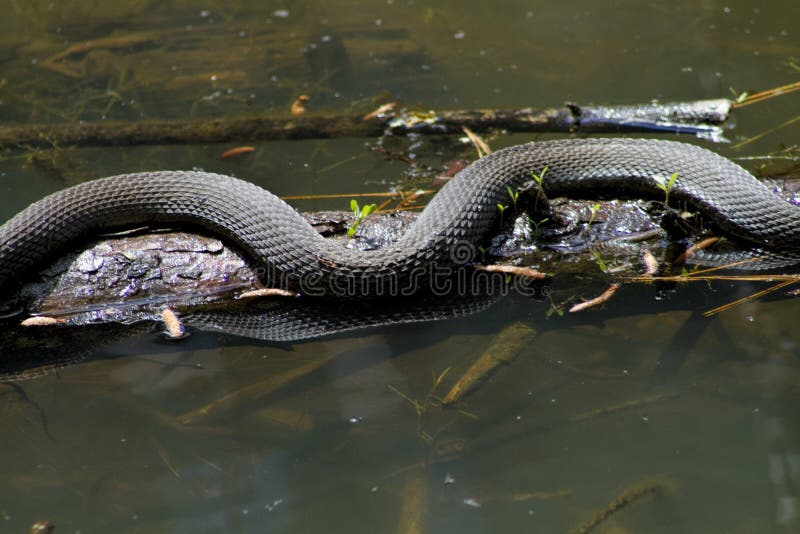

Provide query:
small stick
left=474, top=489, right=572, bottom=503
left=179, top=355, right=331, bottom=425
left=363, top=102, right=396, bottom=121
left=566, top=392, right=678, bottom=424
left=702, top=278, right=798, bottom=317
left=150, top=435, right=181, bottom=479
left=238, top=288, right=299, bottom=299
left=442, top=322, right=537, bottom=405
left=731, top=80, right=800, bottom=108
left=569, top=283, right=621, bottom=313
left=396, top=471, right=428, bottom=534
left=474, top=264, right=547, bottom=280
left=220, top=146, right=255, bottom=159
left=732, top=113, right=800, bottom=150
left=671, top=236, right=721, bottom=265
left=573, top=479, right=669, bottom=534
left=461, top=126, right=492, bottom=158
left=20, top=316, right=66, bottom=327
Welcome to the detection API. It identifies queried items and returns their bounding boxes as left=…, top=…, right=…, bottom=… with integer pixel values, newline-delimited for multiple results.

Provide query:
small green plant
left=729, top=87, right=749, bottom=104
left=591, top=250, right=608, bottom=273
left=497, top=203, right=508, bottom=225
left=532, top=217, right=549, bottom=243
left=582, top=202, right=601, bottom=234
left=545, top=299, right=565, bottom=318
left=654, top=171, right=679, bottom=205
left=347, top=199, right=377, bottom=239
left=530, top=166, right=548, bottom=188
left=506, top=186, right=520, bottom=211
left=527, top=166, right=549, bottom=213
left=477, top=245, right=488, bottom=263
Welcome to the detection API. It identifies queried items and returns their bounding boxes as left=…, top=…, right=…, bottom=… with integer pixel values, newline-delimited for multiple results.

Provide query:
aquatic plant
left=496, top=203, right=509, bottom=225
left=347, top=199, right=377, bottom=239
left=506, top=186, right=520, bottom=211
left=653, top=171, right=678, bottom=205
left=532, top=217, right=549, bottom=243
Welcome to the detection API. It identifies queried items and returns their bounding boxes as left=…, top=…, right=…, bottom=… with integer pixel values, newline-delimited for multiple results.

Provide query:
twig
left=397, top=471, right=428, bottom=534
left=569, top=283, right=621, bottom=313
left=732, top=113, right=800, bottom=150
left=573, top=479, right=670, bottom=534
left=442, top=322, right=537, bottom=405
left=461, top=126, right=492, bottom=158
left=702, top=279, right=798, bottom=317
left=473, top=264, right=547, bottom=280
left=671, top=237, right=722, bottom=265
left=731, top=80, right=800, bottom=108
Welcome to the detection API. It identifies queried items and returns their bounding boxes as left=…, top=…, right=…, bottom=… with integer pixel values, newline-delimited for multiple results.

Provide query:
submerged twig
left=573, top=479, right=671, bottom=534
left=179, top=355, right=331, bottom=425
left=566, top=392, right=678, bottom=424
left=442, top=322, right=537, bottom=405
left=397, top=471, right=428, bottom=534
left=569, top=283, right=621, bottom=313
left=0, top=99, right=731, bottom=149
left=150, top=435, right=181, bottom=479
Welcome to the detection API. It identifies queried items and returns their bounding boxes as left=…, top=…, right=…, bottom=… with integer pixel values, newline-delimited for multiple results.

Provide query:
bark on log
left=9, top=201, right=661, bottom=322
left=0, top=99, right=731, bottom=149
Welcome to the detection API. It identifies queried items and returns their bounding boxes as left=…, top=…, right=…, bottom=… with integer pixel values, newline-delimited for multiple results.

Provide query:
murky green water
left=1, top=1, right=800, bottom=532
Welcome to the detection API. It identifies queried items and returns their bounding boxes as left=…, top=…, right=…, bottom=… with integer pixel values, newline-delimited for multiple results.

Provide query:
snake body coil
left=1, top=138, right=798, bottom=296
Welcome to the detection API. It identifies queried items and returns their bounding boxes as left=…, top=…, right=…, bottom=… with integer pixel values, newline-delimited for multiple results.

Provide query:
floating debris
left=161, top=307, right=185, bottom=339
left=20, top=316, right=65, bottom=327
left=220, top=146, right=256, bottom=159
left=291, top=94, right=310, bottom=115
left=569, top=283, right=621, bottom=313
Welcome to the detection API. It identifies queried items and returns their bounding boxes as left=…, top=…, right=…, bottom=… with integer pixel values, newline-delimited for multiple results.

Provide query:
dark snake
left=2, top=138, right=799, bottom=298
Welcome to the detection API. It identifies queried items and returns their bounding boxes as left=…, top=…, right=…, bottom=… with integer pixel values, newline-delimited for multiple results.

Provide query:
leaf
left=667, top=171, right=679, bottom=189
left=361, top=203, right=377, bottom=217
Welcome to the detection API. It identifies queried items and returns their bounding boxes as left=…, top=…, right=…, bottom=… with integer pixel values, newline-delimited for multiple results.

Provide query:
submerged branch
left=0, top=99, right=731, bottom=149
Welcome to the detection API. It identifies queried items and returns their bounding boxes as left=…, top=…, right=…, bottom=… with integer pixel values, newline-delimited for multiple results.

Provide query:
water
left=1, top=1, right=800, bottom=532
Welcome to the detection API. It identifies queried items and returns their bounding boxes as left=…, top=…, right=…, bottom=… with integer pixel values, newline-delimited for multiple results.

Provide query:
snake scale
left=1, top=138, right=798, bottom=298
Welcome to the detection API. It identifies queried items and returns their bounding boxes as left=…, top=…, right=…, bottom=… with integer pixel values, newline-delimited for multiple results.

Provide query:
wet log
left=0, top=99, right=730, bottom=149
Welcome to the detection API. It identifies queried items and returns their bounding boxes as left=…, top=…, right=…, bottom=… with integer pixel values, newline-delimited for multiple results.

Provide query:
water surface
left=1, top=1, right=799, bottom=532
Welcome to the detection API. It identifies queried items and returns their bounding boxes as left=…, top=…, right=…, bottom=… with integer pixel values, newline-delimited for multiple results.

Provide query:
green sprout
left=583, top=202, right=601, bottom=234
left=654, top=171, right=679, bottom=205
left=545, top=299, right=565, bottom=318
left=506, top=186, right=520, bottom=211
left=530, top=166, right=548, bottom=188
left=528, top=166, right=549, bottom=212
left=591, top=250, right=608, bottom=273
left=347, top=199, right=377, bottom=239
left=729, top=87, right=749, bottom=104
left=532, top=217, right=549, bottom=243
left=497, top=203, right=508, bottom=225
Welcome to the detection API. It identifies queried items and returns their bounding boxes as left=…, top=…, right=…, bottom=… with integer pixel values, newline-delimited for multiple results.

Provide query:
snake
left=2, top=138, right=799, bottom=299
